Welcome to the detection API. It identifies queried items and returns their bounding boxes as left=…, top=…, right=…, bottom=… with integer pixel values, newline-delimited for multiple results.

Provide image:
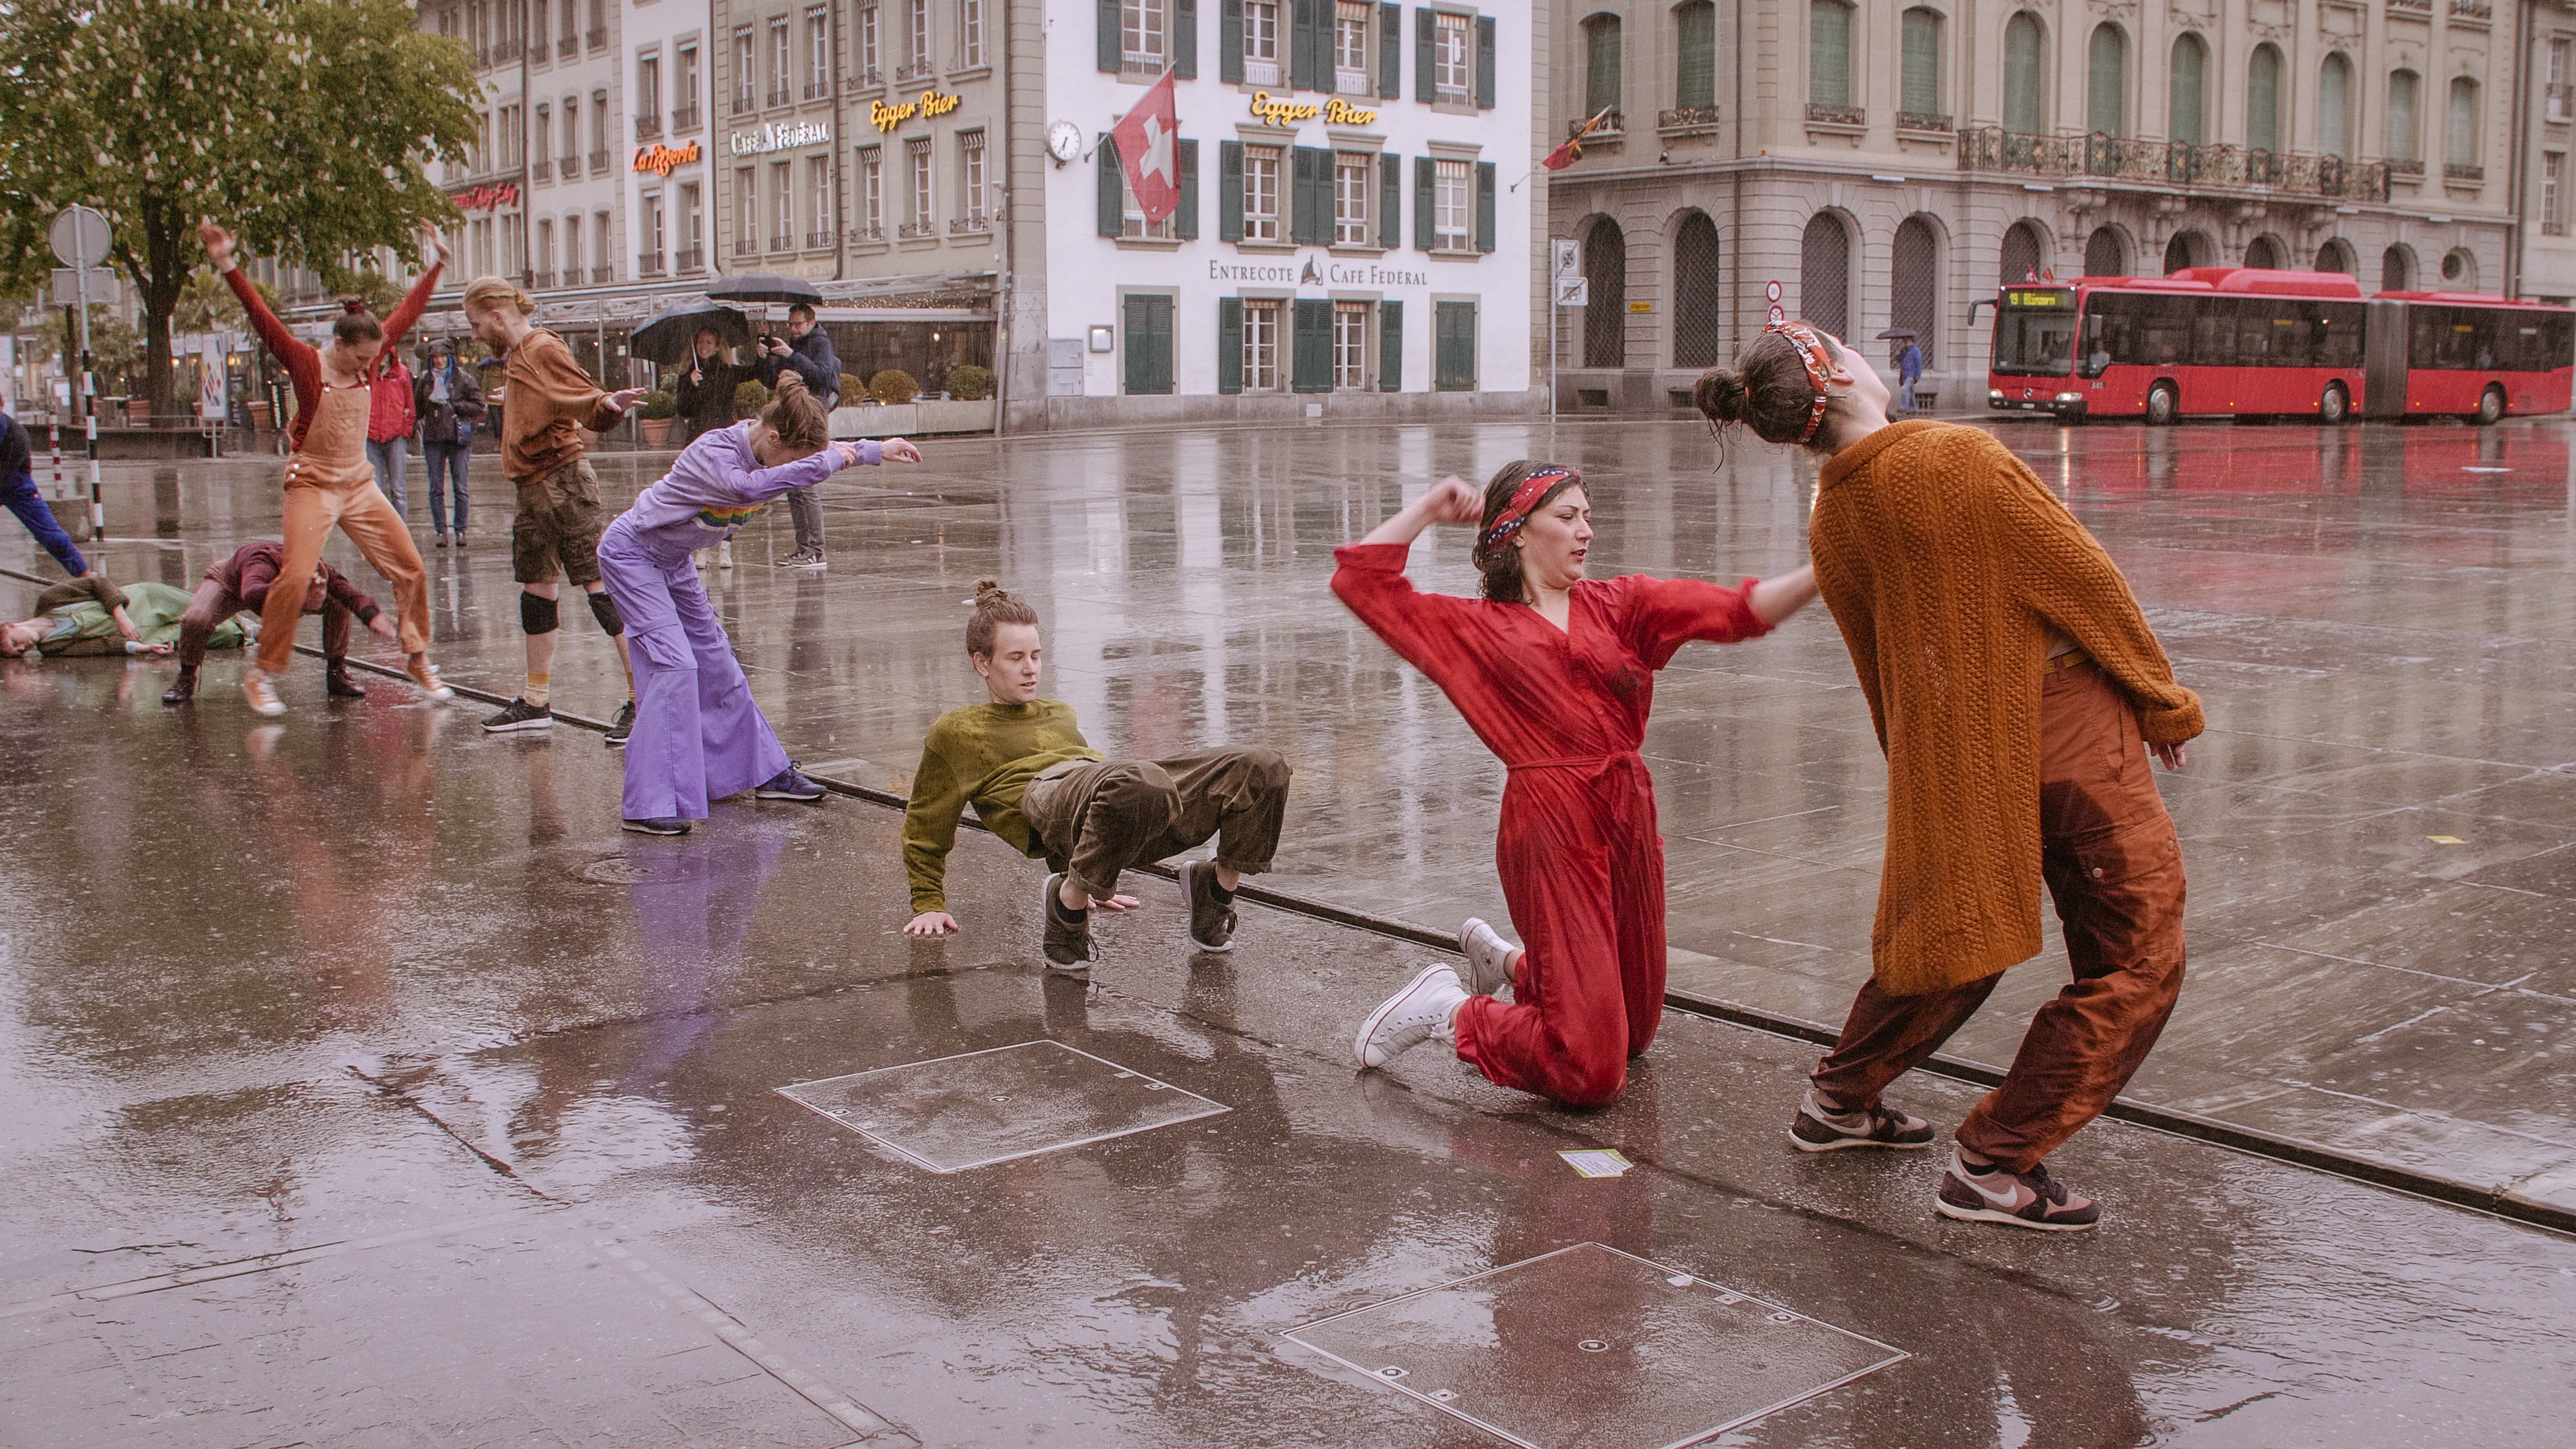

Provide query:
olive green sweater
left=902, top=700, right=1103, bottom=913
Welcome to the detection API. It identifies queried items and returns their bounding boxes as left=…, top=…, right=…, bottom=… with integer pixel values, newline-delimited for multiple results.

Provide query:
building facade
left=1547, top=0, right=2530, bottom=410
left=1018, top=0, right=1546, bottom=428
left=2520, top=1, right=2576, bottom=303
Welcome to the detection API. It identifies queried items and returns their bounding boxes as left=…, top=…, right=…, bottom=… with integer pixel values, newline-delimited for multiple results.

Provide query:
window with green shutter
left=1174, top=0, right=1198, bottom=78
left=1378, top=3, right=1401, bottom=97
left=1098, top=0, right=1123, bottom=71
left=1218, top=297, right=1243, bottom=394
left=1475, top=15, right=1495, bottom=108
left=1124, top=293, right=1175, bottom=394
left=1291, top=145, right=1333, bottom=244
left=1292, top=298, right=1333, bottom=392
left=1176, top=139, right=1200, bottom=239
left=1474, top=160, right=1495, bottom=253
left=1290, top=0, right=1323, bottom=90
left=1433, top=300, right=1475, bottom=391
left=1675, top=2, right=1715, bottom=111
left=1098, top=135, right=1123, bottom=237
left=1377, top=152, right=1400, bottom=249
left=1414, top=7, right=1434, bottom=102
left=1220, top=140, right=1245, bottom=241
left=1378, top=298, right=1402, bottom=390
left=1221, top=0, right=1243, bottom=83
left=1413, top=155, right=1434, bottom=250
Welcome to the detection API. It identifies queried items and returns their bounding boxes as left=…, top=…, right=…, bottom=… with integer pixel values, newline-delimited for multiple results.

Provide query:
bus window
left=2316, top=300, right=2365, bottom=368
left=2412, top=306, right=2502, bottom=370
left=2505, top=314, right=2573, bottom=371
left=2190, top=298, right=2240, bottom=367
left=1994, top=289, right=2077, bottom=376
left=2134, top=294, right=2190, bottom=365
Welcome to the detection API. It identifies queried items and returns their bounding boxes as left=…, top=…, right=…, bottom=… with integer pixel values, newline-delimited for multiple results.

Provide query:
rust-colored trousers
left=1811, top=659, right=2187, bottom=1173
left=258, top=385, right=428, bottom=675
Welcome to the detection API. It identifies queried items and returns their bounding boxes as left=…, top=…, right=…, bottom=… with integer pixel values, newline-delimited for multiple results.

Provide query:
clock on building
left=1046, top=120, right=1083, bottom=166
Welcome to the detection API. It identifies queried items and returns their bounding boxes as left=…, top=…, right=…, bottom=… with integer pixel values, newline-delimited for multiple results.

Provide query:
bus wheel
left=2476, top=385, right=2506, bottom=425
left=2146, top=382, right=2179, bottom=425
left=2319, top=383, right=2349, bottom=424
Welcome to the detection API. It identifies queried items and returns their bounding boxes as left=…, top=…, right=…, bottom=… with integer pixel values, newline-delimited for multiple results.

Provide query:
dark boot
left=160, top=667, right=197, bottom=707
left=325, top=661, right=367, bottom=699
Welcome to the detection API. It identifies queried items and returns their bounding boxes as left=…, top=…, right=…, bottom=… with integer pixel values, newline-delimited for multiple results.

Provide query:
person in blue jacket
left=0, top=391, right=91, bottom=579
left=754, top=304, right=842, bottom=570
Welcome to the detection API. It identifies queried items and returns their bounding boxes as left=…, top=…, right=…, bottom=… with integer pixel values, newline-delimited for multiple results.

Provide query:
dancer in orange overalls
left=204, top=220, right=452, bottom=717
left=1333, top=463, right=1819, bottom=1106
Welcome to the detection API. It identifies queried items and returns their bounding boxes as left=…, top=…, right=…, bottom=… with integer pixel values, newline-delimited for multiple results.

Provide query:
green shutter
left=1435, top=299, right=1475, bottom=390
left=1476, top=15, right=1496, bottom=109
left=1415, top=8, right=1434, bottom=100
left=1290, top=0, right=1321, bottom=90
left=1221, top=0, right=1243, bottom=84
left=1125, top=294, right=1174, bottom=394
left=1098, top=135, right=1123, bottom=237
left=1219, top=296, right=1243, bottom=394
left=1474, top=160, right=1495, bottom=252
left=1413, top=155, right=1433, bottom=250
left=1176, top=140, right=1199, bottom=238
left=1174, top=0, right=1199, bottom=78
left=1292, top=145, right=1331, bottom=244
left=1379, top=3, right=1401, bottom=98
left=1378, top=298, right=1402, bottom=390
left=1292, top=298, right=1333, bottom=392
left=1098, top=0, right=1122, bottom=71
left=1219, top=140, right=1244, bottom=241
left=1677, top=3, right=1715, bottom=111
left=1377, top=151, right=1399, bottom=249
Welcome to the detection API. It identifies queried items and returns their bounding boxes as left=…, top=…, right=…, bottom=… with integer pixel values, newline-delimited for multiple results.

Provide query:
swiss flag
left=1112, top=68, right=1182, bottom=224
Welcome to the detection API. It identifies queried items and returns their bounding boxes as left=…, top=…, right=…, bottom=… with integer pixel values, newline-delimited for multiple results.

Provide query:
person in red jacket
left=367, top=352, right=417, bottom=521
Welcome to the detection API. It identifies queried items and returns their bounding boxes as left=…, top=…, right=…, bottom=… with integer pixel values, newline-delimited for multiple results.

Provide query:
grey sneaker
left=1936, top=1151, right=2100, bottom=1231
left=1040, top=872, right=1093, bottom=978
left=1788, top=1089, right=1935, bottom=1152
left=1177, top=860, right=1237, bottom=952
left=481, top=697, right=553, bottom=733
left=1457, top=917, right=1518, bottom=996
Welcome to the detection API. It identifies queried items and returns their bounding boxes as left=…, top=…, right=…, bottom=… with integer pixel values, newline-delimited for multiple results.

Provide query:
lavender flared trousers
left=599, top=516, right=789, bottom=822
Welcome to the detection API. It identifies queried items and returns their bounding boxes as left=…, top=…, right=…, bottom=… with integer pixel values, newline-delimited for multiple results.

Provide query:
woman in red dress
left=1333, top=462, right=1819, bottom=1105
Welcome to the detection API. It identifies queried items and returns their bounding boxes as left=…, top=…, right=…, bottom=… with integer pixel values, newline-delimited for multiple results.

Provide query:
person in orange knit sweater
left=1698, top=320, right=2202, bottom=1234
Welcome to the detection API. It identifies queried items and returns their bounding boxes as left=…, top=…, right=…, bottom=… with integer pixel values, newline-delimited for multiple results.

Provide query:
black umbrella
left=1875, top=329, right=1919, bottom=340
left=629, top=298, right=754, bottom=365
left=705, top=274, right=824, bottom=306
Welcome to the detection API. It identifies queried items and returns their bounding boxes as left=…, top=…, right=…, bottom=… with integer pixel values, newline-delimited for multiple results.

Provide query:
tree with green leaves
left=0, top=0, right=478, bottom=417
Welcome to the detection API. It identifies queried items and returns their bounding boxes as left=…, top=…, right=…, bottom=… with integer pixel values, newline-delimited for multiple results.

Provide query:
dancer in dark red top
left=1333, top=463, right=1819, bottom=1106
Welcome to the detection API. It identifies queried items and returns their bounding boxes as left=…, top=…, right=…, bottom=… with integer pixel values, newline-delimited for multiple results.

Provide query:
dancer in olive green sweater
left=901, top=580, right=1292, bottom=976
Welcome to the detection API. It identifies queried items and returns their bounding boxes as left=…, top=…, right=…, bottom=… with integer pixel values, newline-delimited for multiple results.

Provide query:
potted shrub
left=636, top=390, right=677, bottom=446
left=733, top=378, right=770, bottom=413
left=867, top=368, right=919, bottom=405
left=123, top=396, right=152, bottom=426
left=839, top=372, right=866, bottom=405
left=948, top=364, right=994, bottom=401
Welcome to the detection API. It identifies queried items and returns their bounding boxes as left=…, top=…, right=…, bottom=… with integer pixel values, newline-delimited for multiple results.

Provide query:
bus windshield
left=1993, top=288, right=2077, bottom=376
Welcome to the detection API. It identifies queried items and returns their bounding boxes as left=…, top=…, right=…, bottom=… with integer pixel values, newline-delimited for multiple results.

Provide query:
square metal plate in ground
left=777, top=1039, right=1228, bottom=1173
left=1284, top=1241, right=1906, bottom=1449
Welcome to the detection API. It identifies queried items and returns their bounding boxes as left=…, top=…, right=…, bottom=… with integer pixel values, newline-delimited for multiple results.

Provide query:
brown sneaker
left=1789, top=1090, right=1935, bottom=1152
left=1177, top=860, right=1236, bottom=952
left=1935, top=1151, right=2100, bottom=1231
left=1040, top=872, right=1094, bottom=978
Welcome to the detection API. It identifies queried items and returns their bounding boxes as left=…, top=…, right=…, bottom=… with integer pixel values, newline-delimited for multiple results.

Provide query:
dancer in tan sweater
left=1698, top=320, right=2200, bottom=1232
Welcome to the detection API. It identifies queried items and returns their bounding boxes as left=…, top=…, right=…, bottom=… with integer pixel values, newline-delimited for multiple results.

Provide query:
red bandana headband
left=1477, top=466, right=1578, bottom=558
left=1765, top=320, right=1837, bottom=443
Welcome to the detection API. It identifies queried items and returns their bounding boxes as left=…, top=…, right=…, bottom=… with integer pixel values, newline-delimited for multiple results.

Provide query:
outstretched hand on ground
left=905, top=911, right=959, bottom=937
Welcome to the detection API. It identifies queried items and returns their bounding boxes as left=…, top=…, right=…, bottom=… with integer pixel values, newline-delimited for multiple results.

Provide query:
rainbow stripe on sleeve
left=694, top=502, right=767, bottom=529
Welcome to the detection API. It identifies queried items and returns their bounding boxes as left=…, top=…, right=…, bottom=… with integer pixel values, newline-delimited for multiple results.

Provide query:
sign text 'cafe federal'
left=729, top=120, right=831, bottom=157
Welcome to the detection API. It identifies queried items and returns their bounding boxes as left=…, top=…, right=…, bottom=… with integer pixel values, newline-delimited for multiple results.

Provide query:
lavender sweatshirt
left=615, top=423, right=881, bottom=555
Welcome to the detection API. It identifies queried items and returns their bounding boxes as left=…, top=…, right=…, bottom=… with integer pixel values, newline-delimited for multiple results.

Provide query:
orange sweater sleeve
left=1976, top=432, right=2205, bottom=745
left=518, top=330, right=626, bottom=432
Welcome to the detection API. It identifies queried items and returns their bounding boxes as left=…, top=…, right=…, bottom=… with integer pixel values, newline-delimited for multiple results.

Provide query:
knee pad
left=587, top=591, right=624, bottom=637
left=519, top=591, right=559, bottom=635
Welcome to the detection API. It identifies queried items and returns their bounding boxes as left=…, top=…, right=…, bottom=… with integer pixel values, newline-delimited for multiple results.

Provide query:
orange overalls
left=256, top=383, right=430, bottom=677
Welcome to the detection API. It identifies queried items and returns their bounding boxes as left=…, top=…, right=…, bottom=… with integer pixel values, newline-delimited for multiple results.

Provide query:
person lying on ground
left=3, top=578, right=244, bottom=660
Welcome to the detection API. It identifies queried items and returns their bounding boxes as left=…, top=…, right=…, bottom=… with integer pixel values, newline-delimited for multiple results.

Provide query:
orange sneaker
left=406, top=658, right=453, bottom=702
left=240, top=668, right=285, bottom=718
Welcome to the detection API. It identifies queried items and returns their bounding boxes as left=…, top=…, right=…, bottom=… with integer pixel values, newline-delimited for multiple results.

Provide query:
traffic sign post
left=1765, top=280, right=1786, bottom=329
left=48, top=207, right=110, bottom=542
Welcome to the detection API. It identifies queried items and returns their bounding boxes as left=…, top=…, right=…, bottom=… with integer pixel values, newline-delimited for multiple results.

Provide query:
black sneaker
left=1788, top=1091, right=1936, bottom=1152
left=325, top=664, right=367, bottom=699
left=482, top=698, right=553, bottom=733
left=621, top=816, right=692, bottom=836
left=1040, top=872, right=1094, bottom=977
left=603, top=699, right=635, bottom=748
left=754, top=764, right=825, bottom=800
left=1176, top=859, right=1236, bottom=952
left=1935, top=1151, right=2100, bottom=1232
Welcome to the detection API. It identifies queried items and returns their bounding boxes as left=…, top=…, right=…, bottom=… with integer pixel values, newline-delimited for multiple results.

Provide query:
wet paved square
left=777, top=1039, right=1229, bottom=1172
left=1285, top=1242, right=1905, bottom=1449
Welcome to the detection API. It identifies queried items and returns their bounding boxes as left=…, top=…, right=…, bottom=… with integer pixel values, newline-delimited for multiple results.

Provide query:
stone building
left=1546, top=0, right=2528, bottom=410
left=2520, top=3, right=2576, bottom=304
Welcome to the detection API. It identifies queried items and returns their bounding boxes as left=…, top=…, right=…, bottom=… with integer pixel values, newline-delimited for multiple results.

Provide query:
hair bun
left=1692, top=367, right=1749, bottom=424
left=342, top=297, right=369, bottom=315
left=971, top=577, right=1010, bottom=607
left=772, top=372, right=808, bottom=399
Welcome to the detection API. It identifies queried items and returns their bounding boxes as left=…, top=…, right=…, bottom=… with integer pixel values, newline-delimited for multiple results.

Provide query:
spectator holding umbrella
left=674, top=328, right=748, bottom=444
left=412, top=338, right=483, bottom=548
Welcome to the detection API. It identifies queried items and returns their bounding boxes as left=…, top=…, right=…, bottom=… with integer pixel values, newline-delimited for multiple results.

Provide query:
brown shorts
left=511, top=459, right=607, bottom=587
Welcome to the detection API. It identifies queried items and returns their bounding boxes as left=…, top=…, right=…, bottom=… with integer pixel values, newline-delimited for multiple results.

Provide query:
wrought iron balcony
left=559, top=153, right=580, bottom=177
left=951, top=215, right=991, bottom=233
left=532, top=269, right=556, bottom=289
left=805, top=80, right=832, bottom=100
left=848, top=224, right=886, bottom=242
left=733, top=93, right=757, bottom=115
left=898, top=220, right=937, bottom=238
left=896, top=59, right=935, bottom=82
left=767, top=86, right=792, bottom=108
left=1572, top=111, right=1623, bottom=138
left=532, top=158, right=552, bottom=181
left=558, top=35, right=578, bottom=59
left=1895, top=111, right=1952, bottom=133
left=2450, top=0, right=2492, bottom=18
left=638, top=251, right=667, bottom=278
left=1805, top=104, right=1866, bottom=127
left=2389, top=158, right=2425, bottom=177
left=588, top=149, right=611, bottom=174
left=1659, top=106, right=1721, bottom=133
left=770, top=233, right=794, bottom=251
left=671, top=104, right=701, bottom=133
left=586, top=26, right=607, bottom=49
left=1958, top=128, right=2392, bottom=202
left=734, top=237, right=760, bottom=257
left=2446, top=162, right=2486, bottom=182
left=634, top=113, right=662, bottom=140
left=807, top=229, right=834, bottom=249
left=676, top=246, right=706, bottom=272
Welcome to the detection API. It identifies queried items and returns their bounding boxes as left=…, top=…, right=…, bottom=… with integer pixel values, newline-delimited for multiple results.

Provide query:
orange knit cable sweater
left=1810, top=419, right=2204, bottom=995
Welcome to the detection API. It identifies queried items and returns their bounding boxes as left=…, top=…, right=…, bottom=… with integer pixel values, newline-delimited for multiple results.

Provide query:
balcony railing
left=558, top=35, right=578, bottom=59
left=676, top=246, right=706, bottom=271
left=532, top=269, right=556, bottom=289
left=1958, top=128, right=2392, bottom=202
left=532, top=158, right=552, bottom=181
left=899, top=220, right=937, bottom=238
left=1659, top=106, right=1721, bottom=132
left=849, top=224, right=886, bottom=242
left=2389, top=157, right=2425, bottom=176
left=1896, top=110, right=1952, bottom=133
left=671, top=104, right=701, bottom=132
left=638, top=251, right=667, bottom=277
left=951, top=215, right=991, bottom=233
left=559, top=153, right=580, bottom=177
left=635, top=113, right=662, bottom=140
left=734, top=237, right=760, bottom=257
left=896, top=59, right=934, bottom=82
left=2450, top=0, right=2492, bottom=18
left=2446, top=162, right=2486, bottom=182
left=591, top=264, right=614, bottom=283
left=806, top=228, right=834, bottom=249
left=851, top=67, right=884, bottom=88
left=2387, top=0, right=2429, bottom=9
left=1806, top=104, right=1866, bottom=126
left=805, top=79, right=832, bottom=100
left=733, top=93, right=757, bottom=115
left=589, top=149, right=611, bottom=174
left=770, top=233, right=794, bottom=251
left=586, top=26, right=607, bottom=49
left=1572, top=111, right=1623, bottom=139
left=767, top=86, right=792, bottom=107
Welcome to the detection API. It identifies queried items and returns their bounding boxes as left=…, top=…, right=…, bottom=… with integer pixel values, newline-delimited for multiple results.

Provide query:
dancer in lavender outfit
left=602, top=374, right=922, bottom=835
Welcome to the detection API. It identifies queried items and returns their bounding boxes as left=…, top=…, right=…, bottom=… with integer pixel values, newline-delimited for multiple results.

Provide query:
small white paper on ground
left=1559, top=1149, right=1632, bottom=1178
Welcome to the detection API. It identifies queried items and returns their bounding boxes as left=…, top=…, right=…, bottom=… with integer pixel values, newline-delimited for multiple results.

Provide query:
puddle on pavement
left=776, top=1039, right=1229, bottom=1173
left=1284, top=1241, right=1905, bottom=1449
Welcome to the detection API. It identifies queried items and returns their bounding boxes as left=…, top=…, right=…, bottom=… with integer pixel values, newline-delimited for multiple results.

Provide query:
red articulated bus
left=1986, top=267, right=2575, bottom=424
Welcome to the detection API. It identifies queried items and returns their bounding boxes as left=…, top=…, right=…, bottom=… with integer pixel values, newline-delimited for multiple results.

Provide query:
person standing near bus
left=1697, top=320, right=2200, bottom=1233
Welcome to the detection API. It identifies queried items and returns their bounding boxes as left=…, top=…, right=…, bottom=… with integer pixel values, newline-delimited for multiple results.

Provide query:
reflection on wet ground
left=3, top=419, right=2576, bottom=1445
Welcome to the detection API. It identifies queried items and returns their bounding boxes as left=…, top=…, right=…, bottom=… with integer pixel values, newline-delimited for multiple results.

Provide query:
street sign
left=1556, top=277, right=1589, bottom=307
left=50, top=268, right=114, bottom=305
left=1768, top=304, right=1786, bottom=326
left=48, top=206, right=111, bottom=269
left=1553, top=239, right=1579, bottom=282
left=1764, top=280, right=1783, bottom=304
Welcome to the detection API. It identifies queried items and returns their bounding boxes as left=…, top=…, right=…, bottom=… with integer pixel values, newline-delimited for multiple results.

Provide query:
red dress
left=1332, top=542, right=1771, bottom=1106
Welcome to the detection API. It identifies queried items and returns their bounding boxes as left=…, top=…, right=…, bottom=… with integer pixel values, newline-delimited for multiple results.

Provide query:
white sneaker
left=406, top=659, right=453, bottom=702
left=1458, top=917, right=1519, bottom=997
left=240, top=667, right=285, bottom=718
left=716, top=539, right=734, bottom=570
left=1354, top=964, right=1468, bottom=1070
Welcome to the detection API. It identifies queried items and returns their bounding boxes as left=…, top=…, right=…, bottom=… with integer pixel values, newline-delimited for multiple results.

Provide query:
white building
left=1022, top=1, right=1545, bottom=428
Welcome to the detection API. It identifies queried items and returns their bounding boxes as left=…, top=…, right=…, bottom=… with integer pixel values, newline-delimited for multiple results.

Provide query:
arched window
left=2386, top=70, right=2421, bottom=165
left=2084, top=226, right=2126, bottom=278
left=2003, top=12, right=2045, bottom=135
left=2448, top=77, right=2481, bottom=173
left=2319, top=53, right=2354, bottom=161
left=2087, top=24, right=2126, bottom=137
left=2245, top=235, right=2282, bottom=269
left=2314, top=238, right=2356, bottom=276
left=1998, top=219, right=2043, bottom=285
left=2170, top=34, right=2208, bottom=146
left=2381, top=243, right=2412, bottom=293
left=1810, top=0, right=1854, bottom=111
left=1891, top=216, right=1938, bottom=363
left=1900, top=8, right=1943, bottom=123
left=2249, top=44, right=2284, bottom=154
left=1583, top=218, right=1628, bottom=367
left=1675, top=1, right=1717, bottom=112
left=1800, top=212, right=1851, bottom=338
left=2164, top=231, right=2205, bottom=275
left=1672, top=212, right=1724, bottom=367
left=1583, top=15, right=1622, bottom=119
